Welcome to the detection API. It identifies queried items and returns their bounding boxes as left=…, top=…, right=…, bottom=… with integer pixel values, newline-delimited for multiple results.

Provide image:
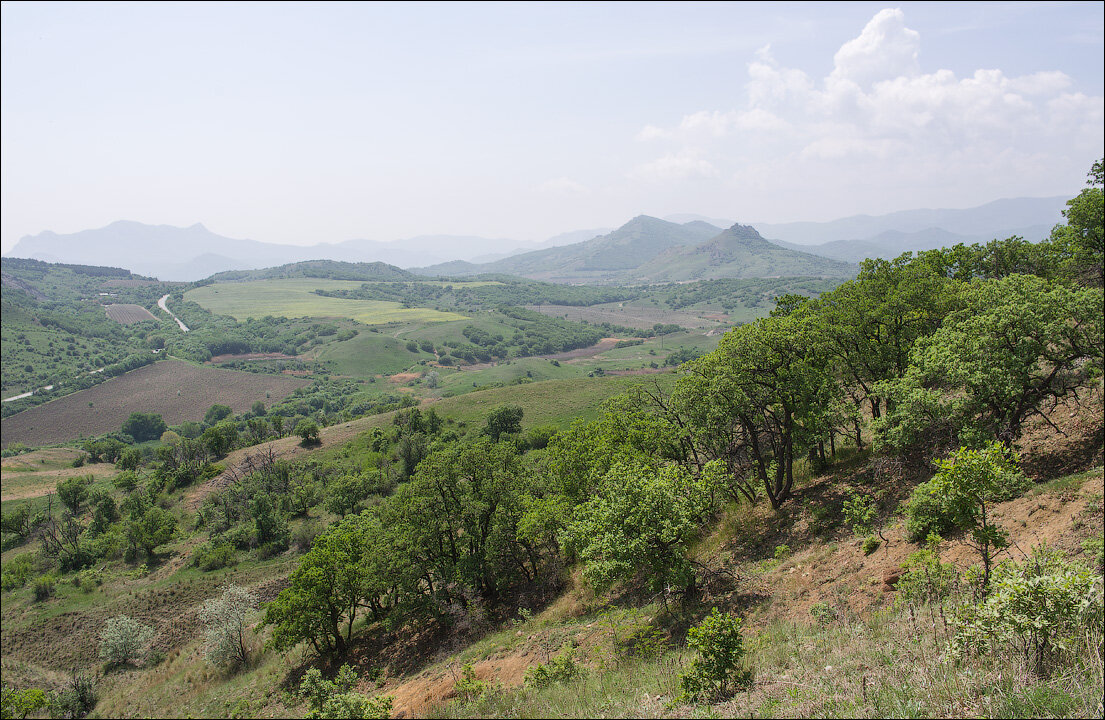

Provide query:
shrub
left=843, top=491, right=877, bottom=537
left=1, top=684, right=48, bottom=719
left=862, top=536, right=881, bottom=555
left=895, top=533, right=960, bottom=609
left=98, top=615, right=153, bottom=667
left=810, top=602, right=837, bottom=626
left=299, top=665, right=392, bottom=719
left=453, top=663, right=488, bottom=702
left=952, top=544, right=1104, bottom=677
left=199, top=585, right=258, bottom=668
left=32, top=575, right=55, bottom=602
left=193, top=541, right=237, bottom=571
left=679, top=608, right=752, bottom=702
left=47, top=671, right=97, bottom=719
left=523, top=648, right=583, bottom=689
left=903, top=481, right=954, bottom=542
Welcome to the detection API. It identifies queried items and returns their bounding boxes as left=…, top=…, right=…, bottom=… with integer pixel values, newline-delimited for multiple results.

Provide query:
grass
left=186, top=279, right=469, bottom=325
left=433, top=606, right=1104, bottom=719
left=306, top=330, right=423, bottom=377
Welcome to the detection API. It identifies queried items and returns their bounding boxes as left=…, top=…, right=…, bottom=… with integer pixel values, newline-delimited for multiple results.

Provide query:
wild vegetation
left=1, top=160, right=1102, bottom=719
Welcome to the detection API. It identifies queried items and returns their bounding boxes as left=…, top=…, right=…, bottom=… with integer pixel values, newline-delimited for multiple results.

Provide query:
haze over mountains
left=2, top=196, right=1068, bottom=282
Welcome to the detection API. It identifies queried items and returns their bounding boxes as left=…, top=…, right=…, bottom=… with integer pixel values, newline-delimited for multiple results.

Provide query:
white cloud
left=631, top=7, right=1104, bottom=210
left=830, top=8, right=920, bottom=87
left=631, top=148, right=719, bottom=182
left=539, top=177, right=589, bottom=195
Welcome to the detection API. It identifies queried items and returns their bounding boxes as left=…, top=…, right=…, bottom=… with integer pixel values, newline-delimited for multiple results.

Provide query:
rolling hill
left=630, top=224, right=857, bottom=281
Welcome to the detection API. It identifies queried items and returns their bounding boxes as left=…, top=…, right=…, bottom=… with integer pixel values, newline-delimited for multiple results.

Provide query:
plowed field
left=0, top=360, right=310, bottom=448
left=104, top=303, right=158, bottom=324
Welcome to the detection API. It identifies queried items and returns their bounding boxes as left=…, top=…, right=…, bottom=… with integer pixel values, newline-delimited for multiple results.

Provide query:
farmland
left=185, top=278, right=469, bottom=324
left=0, top=360, right=309, bottom=448
left=103, top=303, right=158, bottom=325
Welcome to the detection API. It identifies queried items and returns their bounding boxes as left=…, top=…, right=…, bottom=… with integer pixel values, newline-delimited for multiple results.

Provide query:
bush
left=193, top=541, right=237, bottom=571
left=952, top=544, right=1104, bottom=677
left=903, top=482, right=955, bottom=542
left=452, top=663, right=488, bottom=702
left=32, top=575, right=55, bottom=602
left=199, top=585, right=257, bottom=668
left=1, top=684, right=48, bottom=719
left=895, top=533, right=960, bottom=609
left=47, top=671, right=97, bottom=719
left=98, top=615, right=153, bottom=667
left=862, top=536, right=881, bottom=555
left=679, top=608, right=752, bottom=702
left=299, top=665, right=392, bottom=719
left=523, top=648, right=583, bottom=689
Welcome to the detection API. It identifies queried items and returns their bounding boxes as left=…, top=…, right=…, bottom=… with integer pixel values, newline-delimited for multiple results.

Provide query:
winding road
left=158, top=294, right=190, bottom=332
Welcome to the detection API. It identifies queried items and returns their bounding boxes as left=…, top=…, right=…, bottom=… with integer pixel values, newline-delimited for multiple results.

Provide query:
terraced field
left=186, top=279, right=469, bottom=324
left=0, top=360, right=310, bottom=448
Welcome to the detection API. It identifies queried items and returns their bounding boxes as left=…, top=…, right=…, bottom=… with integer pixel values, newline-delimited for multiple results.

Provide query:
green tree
left=919, top=442, right=1029, bottom=587
left=204, top=403, right=233, bottom=425
left=675, top=313, right=836, bottom=509
left=121, top=412, right=167, bottom=442
left=561, top=460, right=713, bottom=594
left=484, top=404, right=523, bottom=442
left=56, top=476, right=89, bottom=515
left=1047, top=158, right=1103, bottom=286
left=263, top=513, right=372, bottom=656
left=295, top=420, right=321, bottom=445
left=877, top=273, right=1103, bottom=450
left=126, top=505, right=177, bottom=559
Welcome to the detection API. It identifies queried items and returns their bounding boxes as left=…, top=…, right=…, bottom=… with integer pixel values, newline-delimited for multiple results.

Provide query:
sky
left=2, top=1, right=1103, bottom=253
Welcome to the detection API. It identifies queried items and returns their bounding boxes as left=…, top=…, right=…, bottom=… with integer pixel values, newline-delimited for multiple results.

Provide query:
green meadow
left=185, top=279, right=469, bottom=324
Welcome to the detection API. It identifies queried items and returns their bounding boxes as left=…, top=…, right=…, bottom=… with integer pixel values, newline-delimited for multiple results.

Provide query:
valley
left=1, top=172, right=1102, bottom=720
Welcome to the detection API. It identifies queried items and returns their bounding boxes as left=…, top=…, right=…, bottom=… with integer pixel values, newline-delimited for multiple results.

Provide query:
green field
left=186, top=279, right=470, bottom=324
left=306, top=330, right=425, bottom=376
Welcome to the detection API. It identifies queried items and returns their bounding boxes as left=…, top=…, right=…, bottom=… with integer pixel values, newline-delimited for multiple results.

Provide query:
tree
left=1047, top=158, right=1103, bottom=286
left=199, top=585, right=258, bottom=667
left=99, top=615, right=153, bottom=666
left=675, top=313, right=836, bottom=509
left=56, top=476, right=89, bottom=515
left=484, top=404, right=523, bottom=442
left=299, top=665, right=392, bottom=719
left=295, top=420, right=321, bottom=445
left=204, top=403, right=233, bottom=425
left=121, top=412, right=167, bottom=443
left=916, top=442, right=1029, bottom=587
left=251, top=400, right=266, bottom=416
left=126, top=505, right=177, bottom=559
left=263, top=513, right=372, bottom=656
left=679, top=608, right=751, bottom=702
left=877, top=274, right=1104, bottom=450
left=561, top=460, right=714, bottom=594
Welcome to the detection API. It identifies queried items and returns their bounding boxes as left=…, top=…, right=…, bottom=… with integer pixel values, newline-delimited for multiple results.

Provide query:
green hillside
left=631, top=224, right=858, bottom=281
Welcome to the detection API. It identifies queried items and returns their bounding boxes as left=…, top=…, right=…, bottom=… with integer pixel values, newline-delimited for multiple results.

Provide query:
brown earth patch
left=1, top=360, right=310, bottom=449
left=104, top=303, right=158, bottom=325
left=389, top=372, right=421, bottom=384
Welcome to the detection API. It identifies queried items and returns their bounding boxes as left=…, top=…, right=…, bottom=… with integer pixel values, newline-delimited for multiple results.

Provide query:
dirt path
left=157, top=294, right=189, bottom=332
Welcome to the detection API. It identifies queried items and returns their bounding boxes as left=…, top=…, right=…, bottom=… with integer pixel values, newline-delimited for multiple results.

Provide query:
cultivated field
left=526, top=301, right=739, bottom=330
left=103, top=303, right=158, bottom=325
left=185, top=279, right=469, bottom=324
left=0, top=360, right=310, bottom=448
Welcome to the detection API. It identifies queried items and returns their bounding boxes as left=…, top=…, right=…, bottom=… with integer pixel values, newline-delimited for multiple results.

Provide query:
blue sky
left=2, top=1, right=1102, bottom=252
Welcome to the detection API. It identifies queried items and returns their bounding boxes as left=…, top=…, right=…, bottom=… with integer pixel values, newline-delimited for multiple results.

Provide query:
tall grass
left=433, top=605, right=1104, bottom=719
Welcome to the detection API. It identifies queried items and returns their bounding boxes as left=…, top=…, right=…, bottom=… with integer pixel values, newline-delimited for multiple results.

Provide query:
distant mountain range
left=2, top=196, right=1068, bottom=282
left=412, top=217, right=856, bottom=282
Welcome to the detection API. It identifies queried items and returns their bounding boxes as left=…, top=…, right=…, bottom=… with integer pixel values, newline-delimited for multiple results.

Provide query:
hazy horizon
left=2, top=2, right=1102, bottom=255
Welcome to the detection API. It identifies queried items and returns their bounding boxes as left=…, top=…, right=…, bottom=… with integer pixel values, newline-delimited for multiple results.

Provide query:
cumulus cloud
left=631, top=8, right=1104, bottom=209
